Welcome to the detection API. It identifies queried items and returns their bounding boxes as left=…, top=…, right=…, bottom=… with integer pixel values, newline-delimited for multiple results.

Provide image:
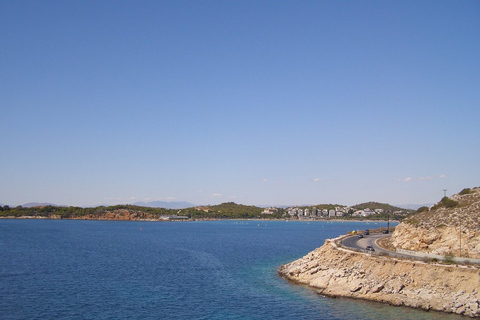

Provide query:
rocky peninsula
left=279, top=187, right=480, bottom=317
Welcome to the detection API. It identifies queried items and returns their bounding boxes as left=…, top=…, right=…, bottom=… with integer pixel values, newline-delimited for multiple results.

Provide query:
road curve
left=340, top=233, right=418, bottom=259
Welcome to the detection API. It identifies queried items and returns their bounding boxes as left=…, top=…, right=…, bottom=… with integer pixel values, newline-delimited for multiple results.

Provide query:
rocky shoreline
left=278, top=238, right=480, bottom=317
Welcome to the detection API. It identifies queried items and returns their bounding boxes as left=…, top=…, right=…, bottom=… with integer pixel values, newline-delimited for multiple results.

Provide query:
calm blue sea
left=0, top=219, right=461, bottom=320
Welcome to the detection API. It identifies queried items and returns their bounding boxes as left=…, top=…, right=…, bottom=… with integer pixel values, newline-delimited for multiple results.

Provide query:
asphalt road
left=340, top=233, right=417, bottom=259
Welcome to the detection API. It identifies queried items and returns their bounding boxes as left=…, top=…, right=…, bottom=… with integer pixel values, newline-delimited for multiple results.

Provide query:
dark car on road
left=364, top=229, right=370, bottom=235
left=366, top=245, right=375, bottom=252
left=357, top=234, right=364, bottom=238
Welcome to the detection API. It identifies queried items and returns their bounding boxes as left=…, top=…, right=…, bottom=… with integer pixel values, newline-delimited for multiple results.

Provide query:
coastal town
left=261, top=206, right=407, bottom=219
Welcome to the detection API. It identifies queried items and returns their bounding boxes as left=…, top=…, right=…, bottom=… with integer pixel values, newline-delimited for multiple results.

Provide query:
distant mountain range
left=0, top=201, right=195, bottom=209
left=395, top=203, right=434, bottom=210
left=22, top=202, right=59, bottom=208
left=0, top=201, right=429, bottom=211
left=133, top=201, right=195, bottom=209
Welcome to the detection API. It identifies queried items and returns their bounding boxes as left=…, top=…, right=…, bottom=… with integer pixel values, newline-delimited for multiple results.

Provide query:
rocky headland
left=279, top=187, right=480, bottom=317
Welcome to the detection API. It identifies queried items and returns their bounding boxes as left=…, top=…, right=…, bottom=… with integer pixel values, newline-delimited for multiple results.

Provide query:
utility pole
left=387, top=213, right=390, bottom=233
left=387, top=212, right=391, bottom=251
left=459, top=222, right=462, bottom=258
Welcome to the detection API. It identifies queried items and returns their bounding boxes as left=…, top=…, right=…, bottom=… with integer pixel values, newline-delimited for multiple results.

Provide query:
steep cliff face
left=391, top=187, right=480, bottom=259
left=279, top=241, right=480, bottom=317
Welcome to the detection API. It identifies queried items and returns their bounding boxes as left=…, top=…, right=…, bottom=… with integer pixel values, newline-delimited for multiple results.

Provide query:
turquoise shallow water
left=0, top=219, right=462, bottom=320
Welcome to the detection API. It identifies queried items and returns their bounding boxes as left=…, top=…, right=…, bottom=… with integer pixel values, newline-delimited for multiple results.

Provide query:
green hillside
left=352, top=201, right=411, bottom=213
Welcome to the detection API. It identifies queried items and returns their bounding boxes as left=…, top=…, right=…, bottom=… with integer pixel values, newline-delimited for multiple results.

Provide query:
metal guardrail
left=396, top=248, right=480, bottom=264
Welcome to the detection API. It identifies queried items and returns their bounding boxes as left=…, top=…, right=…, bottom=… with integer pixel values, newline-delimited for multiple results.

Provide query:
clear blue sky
left=1, top=1, right=479, bottom=207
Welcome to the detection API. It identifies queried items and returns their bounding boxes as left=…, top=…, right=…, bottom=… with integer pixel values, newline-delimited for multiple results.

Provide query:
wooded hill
left=186, top=202, right=263, bottom=219
left=352, top=201, right=409, bottom=213
left=0, top=204, right=176, bottom=220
